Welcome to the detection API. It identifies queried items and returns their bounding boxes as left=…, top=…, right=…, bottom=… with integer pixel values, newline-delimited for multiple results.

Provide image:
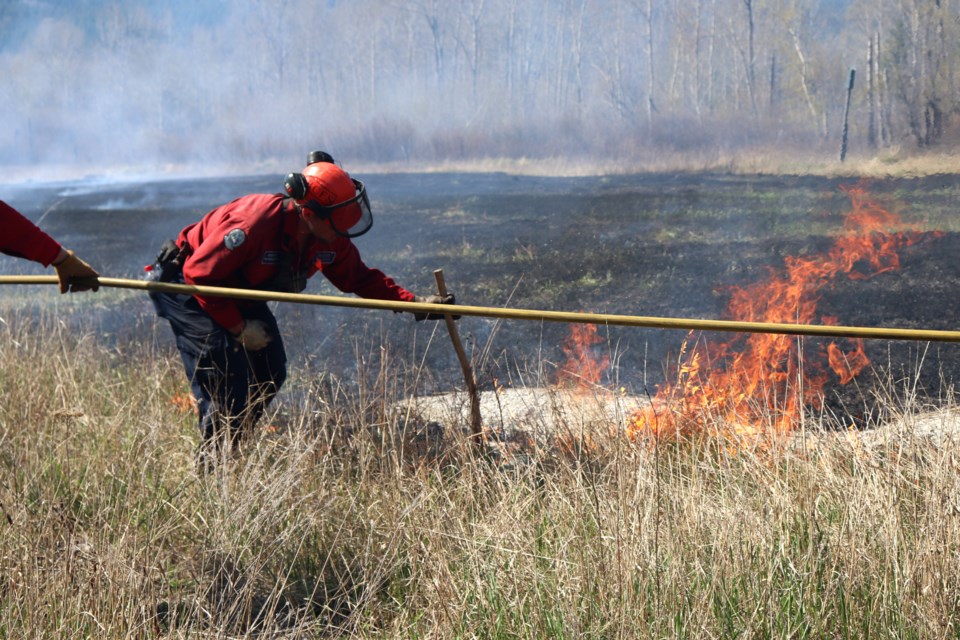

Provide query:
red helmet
left=283, top=162, right=373, bottom=238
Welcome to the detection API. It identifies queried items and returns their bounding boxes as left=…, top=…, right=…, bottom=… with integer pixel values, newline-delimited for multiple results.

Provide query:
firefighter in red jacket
left=149, top=152, right=455, bottom=461
left=1, top=200, right=100, bottom=292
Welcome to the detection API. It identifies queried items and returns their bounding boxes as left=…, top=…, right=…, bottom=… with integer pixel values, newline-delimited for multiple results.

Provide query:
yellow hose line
left=2, top=274, right=959, bottom=343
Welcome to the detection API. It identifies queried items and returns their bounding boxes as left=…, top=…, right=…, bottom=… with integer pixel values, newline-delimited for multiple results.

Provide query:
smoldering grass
left=3, top=312, right=960, bottom=637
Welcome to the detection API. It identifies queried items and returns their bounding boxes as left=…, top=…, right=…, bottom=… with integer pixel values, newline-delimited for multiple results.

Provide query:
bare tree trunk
left=867, top=34, right=877, bottom=148
left=706, top=0, right=717, bottom=113
left=429, top=14, right=443, bottom=88
left=506, top=0, right=517, bottom=118
left=645, top=0, right=656, bottom=131
left=668, top=6, right=682, bottom=108
left=769, top=52, right=777, bottom=113
left=881, top=54, right=893, bottom=145
left=693, top=0, right=705, bottom=121
left=415, top=0, right=445, bottom=89
left=612, top=1, right=628, bottom=120
left=894, top=0, right=948, bottom=147
left=554, top=0, right=568, bottom=110
left=453, top=0, right=485, bottom=104
left=669, top=0, right=698, bottom=112
left=472, top=0, right=484, bottom=102
left=572, top=0, right=588, bottom=112
left=875, top=31, right=887, bottom=145
left=743, top=0, right=757, bottom=114
left=790, top=28, right=825, bottom=138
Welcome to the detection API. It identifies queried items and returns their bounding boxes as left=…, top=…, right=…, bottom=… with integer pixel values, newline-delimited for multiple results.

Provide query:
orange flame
left=827, top=341, right=870, bottom=385
left=170, top=391, right=198, bottom=416
left=628, top=184, right=938, bottom=443
left=556, top=323, right=610, bottom=391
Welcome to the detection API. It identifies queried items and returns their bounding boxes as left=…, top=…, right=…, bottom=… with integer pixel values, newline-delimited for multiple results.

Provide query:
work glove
left=413, top=293, right=459, bottom=321
left=155, top=239, right=182, bottom=266
left=54, top=250, right=100, bottom=293
left=234, top=319, right=273, bottom=351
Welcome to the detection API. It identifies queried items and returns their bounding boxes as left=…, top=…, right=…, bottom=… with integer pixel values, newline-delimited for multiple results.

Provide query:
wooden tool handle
left=433, top=269, right=484, bottom=454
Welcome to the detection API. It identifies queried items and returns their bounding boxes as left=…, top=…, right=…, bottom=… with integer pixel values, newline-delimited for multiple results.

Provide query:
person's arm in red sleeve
left=321, top=239, right=415, bottom=302
left=181, top=221, right=255, bottom=332
left=0, top=200, right=63, bottom=266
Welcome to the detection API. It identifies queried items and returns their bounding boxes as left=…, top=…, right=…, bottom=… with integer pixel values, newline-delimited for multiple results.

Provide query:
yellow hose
left=2, top=274, right=959, bottom=343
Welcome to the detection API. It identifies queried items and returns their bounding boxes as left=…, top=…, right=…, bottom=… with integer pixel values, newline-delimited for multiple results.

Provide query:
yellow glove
left=235, top=319, right=273, bottom=352
left=53, top=250, right=100, bottom=293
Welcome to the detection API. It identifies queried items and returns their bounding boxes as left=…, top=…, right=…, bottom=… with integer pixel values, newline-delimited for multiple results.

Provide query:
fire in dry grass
left=556, top=322, right=609, bottom=391
left=170, top=391, right=198, bottom=416
left=624, top=184, right=941, bottom=443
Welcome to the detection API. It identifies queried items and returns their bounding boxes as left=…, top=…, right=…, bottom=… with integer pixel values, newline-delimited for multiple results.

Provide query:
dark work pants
left=149, top=272, right=287, bottom=445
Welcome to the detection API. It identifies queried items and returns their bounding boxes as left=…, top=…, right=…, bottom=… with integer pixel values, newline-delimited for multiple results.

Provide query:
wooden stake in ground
left=434, top=269, right=484, bottom=454
left=839, top=67, right=856, bottom=162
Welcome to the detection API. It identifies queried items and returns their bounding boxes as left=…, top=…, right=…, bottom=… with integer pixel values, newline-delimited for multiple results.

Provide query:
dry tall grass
left=6, top=145, right=959, bottom=189
left=351, top=147, right=960, bottom=179
left=2, top=308, right=960, bottom=638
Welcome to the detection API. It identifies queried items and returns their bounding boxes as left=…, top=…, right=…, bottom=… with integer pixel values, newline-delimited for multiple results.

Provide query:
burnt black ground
left=3, top=171, right=960, bottom=425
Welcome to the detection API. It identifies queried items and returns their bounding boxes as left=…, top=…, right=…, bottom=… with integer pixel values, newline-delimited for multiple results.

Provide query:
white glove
left=235, top=319, right=272, bottom=352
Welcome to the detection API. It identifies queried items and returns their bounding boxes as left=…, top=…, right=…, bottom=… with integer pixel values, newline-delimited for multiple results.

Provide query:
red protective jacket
left=0, top=200, right=62, bottom=266
left=177, top=193, right=415, bottom=330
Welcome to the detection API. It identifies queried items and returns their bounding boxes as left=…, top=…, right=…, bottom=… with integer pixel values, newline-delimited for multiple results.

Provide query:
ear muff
left=283, top=172, right=309, bottom=200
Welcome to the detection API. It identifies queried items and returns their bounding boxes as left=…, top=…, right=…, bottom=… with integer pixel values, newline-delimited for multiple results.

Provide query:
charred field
left=4, top=170, right=960, bottom=430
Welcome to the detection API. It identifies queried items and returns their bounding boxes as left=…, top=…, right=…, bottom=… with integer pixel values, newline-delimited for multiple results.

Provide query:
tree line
left=1, top=0, right=958, bottom=168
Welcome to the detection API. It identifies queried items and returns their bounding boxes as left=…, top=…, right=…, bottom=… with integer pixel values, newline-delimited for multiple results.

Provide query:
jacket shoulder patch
left=224, top=228, right=246, bottom=250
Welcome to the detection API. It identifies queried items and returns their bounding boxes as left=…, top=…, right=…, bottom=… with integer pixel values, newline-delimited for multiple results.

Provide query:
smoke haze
left=4, top=0, right=954, bottom=180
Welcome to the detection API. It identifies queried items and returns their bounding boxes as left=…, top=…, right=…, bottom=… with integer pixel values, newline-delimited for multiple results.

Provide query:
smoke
left=0, top=0, right=859, bottom=181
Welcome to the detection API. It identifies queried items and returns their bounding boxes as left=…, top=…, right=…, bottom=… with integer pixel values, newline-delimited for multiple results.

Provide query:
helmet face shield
left=305, top=179, right=373, bottom=238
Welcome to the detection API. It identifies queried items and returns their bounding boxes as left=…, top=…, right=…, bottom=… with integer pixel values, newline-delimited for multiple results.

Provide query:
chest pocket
left=315, top=251, right=336, bottom=266
left=261, top=251, right=282, bottom=265
left=261, top=251, right=309, bottom=293
left=259, top=216, right=309, bottom=293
